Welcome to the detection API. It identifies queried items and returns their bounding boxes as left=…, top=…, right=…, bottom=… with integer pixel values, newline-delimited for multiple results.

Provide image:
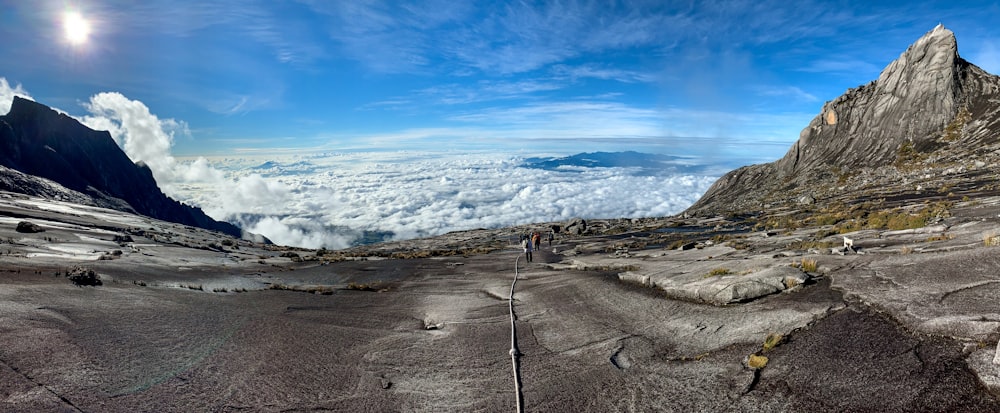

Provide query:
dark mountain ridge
left=0, top=96, right=243, bottom=238
left=688, top=25, right=1000, bottom=214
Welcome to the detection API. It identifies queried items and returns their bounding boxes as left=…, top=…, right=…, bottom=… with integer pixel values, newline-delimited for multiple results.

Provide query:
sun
left=63, top=11, right=91, bottom=45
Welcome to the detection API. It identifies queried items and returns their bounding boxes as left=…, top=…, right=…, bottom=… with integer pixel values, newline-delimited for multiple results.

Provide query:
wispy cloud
left=300, top=1, right=687, bottom=75
left=416, top=79, right=564, bottom=105
left=550, top=64, right=658, bottom=83
left=301, top=0, right=471, bottom=74
left=98, top=2, right=328, bottom=67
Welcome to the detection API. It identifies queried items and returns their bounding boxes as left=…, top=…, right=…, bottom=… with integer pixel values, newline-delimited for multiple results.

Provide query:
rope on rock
left=509, top=253, right=525, bottom=413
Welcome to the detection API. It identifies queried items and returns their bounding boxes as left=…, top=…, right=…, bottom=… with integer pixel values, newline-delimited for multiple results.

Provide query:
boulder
left=566, top=218, right=587, bottom=235
left=15, top=221, right=44, bottom=233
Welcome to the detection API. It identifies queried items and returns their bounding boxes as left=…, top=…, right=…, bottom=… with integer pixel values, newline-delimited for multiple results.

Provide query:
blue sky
left=3, top=0, right=1000, bottom=162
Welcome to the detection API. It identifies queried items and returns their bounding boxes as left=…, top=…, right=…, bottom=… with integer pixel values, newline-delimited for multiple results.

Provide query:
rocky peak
left=776, top=25, right=968, bottom=175
left=877, top=24, right=957, bottom=87
left=688, top=25, right=1000, bottom=214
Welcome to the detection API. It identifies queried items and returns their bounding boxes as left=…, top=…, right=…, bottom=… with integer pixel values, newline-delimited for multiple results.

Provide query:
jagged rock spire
left=775, top=25, right=965, bottom=175
left=688, top=25, right=1000, bottom=214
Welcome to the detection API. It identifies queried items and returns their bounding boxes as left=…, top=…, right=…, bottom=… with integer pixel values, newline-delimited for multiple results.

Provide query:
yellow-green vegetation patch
left=704, top=268, right=732, bottom=278
left=925, top=233, right=954, bottom=242
left=763, top=333, right=783, bottom=352
left=894, top=141, right=931, bottom=170
left=747, top=354, right=769, bottom=369
left=788, top=240, right=837, bottom=250
left=831, top=202, right=952, bottom=233
left=940, top=106, right=971, bottom=142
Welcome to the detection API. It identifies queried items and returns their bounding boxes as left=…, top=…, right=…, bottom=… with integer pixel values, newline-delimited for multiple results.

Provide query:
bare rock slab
left=995, top=340, right=1000, bottom=365
left=659, top=265, right=809, bottom=305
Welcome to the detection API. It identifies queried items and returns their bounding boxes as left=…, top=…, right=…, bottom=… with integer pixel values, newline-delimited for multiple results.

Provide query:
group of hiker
left=519, top=231, right=554, bottom=263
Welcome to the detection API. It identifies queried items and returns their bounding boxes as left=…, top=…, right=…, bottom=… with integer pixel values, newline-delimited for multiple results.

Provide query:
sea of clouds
left=170, top=152, right=720, bottom=249
left=2, top=80, right=723, bottom=249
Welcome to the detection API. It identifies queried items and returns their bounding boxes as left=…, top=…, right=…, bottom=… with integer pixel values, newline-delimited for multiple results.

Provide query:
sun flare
left=63, top=11, right=91, bottom=45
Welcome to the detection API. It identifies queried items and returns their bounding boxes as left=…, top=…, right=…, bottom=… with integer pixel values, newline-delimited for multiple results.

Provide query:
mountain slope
left=0, top=96, right=243, bottom=238
left=688, top=25, right=1000, bottom=214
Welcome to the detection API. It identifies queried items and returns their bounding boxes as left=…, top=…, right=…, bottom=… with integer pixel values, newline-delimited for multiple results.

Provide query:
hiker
left=521, top=236, right=533, bottom=262
left=532, top=232, right=541, bottom=250
left=547, top=231, right=554, bottom=246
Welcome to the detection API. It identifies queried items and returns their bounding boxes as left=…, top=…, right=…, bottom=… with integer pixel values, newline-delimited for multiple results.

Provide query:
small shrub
left=346, top=281, right=386, bottom=292
left=67, top=267, right=101, bottom=286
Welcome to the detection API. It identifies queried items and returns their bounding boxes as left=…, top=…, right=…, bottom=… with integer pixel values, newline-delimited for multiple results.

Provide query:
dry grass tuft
left=983, top=232, right=1000, bottom=247
left=800, top=258, right=818, bottom=273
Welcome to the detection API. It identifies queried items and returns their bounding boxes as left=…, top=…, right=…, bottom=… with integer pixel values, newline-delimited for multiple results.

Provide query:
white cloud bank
left=0, top=78, right=34, bottom=114
left=75, top=92, right=287, bottom=221
left=172, top=153, right=718, bottom=249
left=2, top=81, right=717, bottom=249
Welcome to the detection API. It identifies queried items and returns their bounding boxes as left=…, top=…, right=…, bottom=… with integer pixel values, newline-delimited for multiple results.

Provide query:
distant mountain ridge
left=687, top=25, right=1000, bottom=214
left=523, top=151, right=709, bottom=175
left=0, top=96, right=243, bottom=238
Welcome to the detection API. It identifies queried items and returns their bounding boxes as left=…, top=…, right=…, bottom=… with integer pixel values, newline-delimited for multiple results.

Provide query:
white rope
left=509, top=252, right=524, bottom=412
